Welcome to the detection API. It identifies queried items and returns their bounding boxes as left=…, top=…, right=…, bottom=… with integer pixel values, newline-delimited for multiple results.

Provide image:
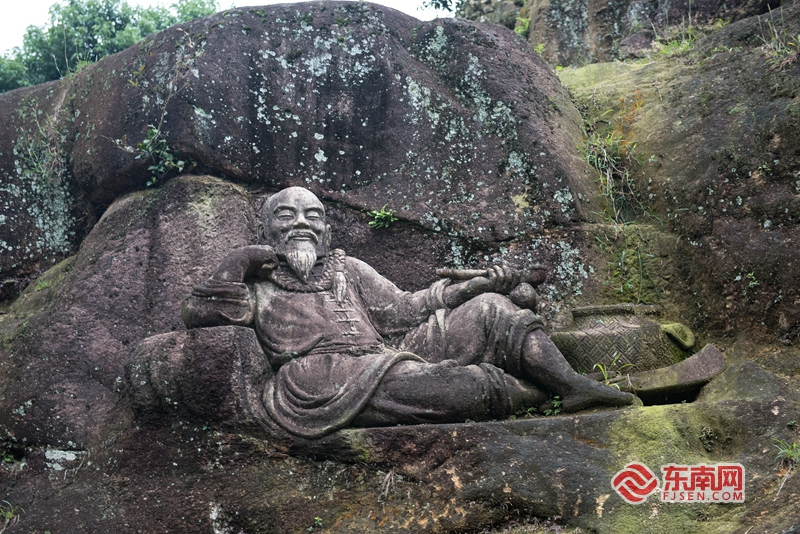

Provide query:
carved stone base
left=127, top=326, right=273, bottom=434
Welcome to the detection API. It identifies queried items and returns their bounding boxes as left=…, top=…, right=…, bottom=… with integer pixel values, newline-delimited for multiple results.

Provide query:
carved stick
left=435, top=266, right=548, bottom=286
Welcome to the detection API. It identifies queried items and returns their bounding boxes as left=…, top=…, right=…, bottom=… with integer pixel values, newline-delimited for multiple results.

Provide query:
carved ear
left=325, top=224, right=332, bottom=247
left=257, top=221, right=267, bottom=244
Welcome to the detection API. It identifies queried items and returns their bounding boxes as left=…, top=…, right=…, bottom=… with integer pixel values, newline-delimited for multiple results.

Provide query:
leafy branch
left=110, top=29, right=201, bottom=187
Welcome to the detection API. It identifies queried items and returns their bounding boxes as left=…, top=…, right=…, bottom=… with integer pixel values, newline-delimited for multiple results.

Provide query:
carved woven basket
left=550, top=304, right=695, bottom=374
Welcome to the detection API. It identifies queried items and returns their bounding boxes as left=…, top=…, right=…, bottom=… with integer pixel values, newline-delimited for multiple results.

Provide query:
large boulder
left=0, top=0, right=611, bottom=454
left=0, top=0, right=595, bottom=302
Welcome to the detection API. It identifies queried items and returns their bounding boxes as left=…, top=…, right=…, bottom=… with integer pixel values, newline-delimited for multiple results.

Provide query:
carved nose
left=294, top=214, right=310, bottom=228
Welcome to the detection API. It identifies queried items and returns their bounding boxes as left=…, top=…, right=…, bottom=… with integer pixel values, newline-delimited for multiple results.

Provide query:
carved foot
left=561, top=379, right=641, bottom=413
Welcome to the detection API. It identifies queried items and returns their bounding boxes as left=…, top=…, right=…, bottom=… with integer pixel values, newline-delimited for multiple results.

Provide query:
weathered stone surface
left=3, top=340, right=800, bottom=533
left=129, top=327, right=274, bottom=434
left=558, top=1, right=800, bottom=342
left=458, top=0, right=780, bottom=65
left=0, top=175, right=257, bottom=449
left=620, top=343, right=726, bottom=403
left=619, top=30, right=655, bottom=58
left=0, top=1, right=594, bottom=298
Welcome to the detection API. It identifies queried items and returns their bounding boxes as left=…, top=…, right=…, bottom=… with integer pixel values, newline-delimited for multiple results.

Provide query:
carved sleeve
left=346, top=257, right=450, bottom=335
left=182, top=280, right=255, bottom=329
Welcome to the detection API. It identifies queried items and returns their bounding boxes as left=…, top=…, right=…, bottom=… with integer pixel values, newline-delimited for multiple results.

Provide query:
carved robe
left=184, top=250, right=543, bottom=437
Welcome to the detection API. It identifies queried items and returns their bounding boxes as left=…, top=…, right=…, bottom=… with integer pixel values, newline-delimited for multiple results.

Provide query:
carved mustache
left=285, top=230, right=319, bottom=243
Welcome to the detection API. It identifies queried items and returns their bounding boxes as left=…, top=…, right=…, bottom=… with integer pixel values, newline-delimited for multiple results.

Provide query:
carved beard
left=282, top=240, right=318, bottom=283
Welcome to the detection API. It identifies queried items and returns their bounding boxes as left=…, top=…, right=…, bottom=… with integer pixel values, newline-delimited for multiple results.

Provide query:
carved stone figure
left=183, top=187, right=637, bottom=438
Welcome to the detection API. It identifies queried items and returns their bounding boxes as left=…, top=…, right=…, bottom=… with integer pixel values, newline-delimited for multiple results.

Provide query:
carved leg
left=353, top=360, right=547, bottom=427
left=521, top=329, right=640, bottom=412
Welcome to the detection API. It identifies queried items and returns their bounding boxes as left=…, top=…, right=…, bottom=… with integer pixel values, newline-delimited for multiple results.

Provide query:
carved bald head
left=260, top=187, right=331, bottom=282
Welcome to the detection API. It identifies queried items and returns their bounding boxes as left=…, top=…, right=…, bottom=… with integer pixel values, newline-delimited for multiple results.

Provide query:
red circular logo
left=612, top=462, right=660, bottom=504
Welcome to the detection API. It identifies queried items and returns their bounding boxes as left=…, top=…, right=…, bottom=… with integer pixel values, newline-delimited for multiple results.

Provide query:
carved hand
left=211, top=245, right=278, bottom=283
left=442, top=265, right=520, bottom=308
left=467, top=265, right=520, bottom=295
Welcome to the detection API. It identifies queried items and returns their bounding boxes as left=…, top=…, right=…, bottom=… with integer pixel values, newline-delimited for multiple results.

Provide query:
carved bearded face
left=261, top=187, right=331, bottom=282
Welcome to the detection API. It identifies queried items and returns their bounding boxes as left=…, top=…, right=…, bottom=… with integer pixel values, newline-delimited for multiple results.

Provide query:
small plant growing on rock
left=367, top=205, right=399, bottom=228
left=758, top=9, right=800, bottom=71
left=543, top=396, right=562, bottom=416
left=514, top=17, right=531, bottom=39
left=307, top=517, right=323, bottom=531
left=137, top=125, right=186, bottom=187
left=14, top=109, right=67, bottom=186
left=593, top=352, right=633, bottom=389
left=0, top=500, right=23, bottom=533
left=655, top=29, right=697, bottom=58
left=33, top=280, right=52, bottom=291
left=582, top=127, right=640, bottom=224
left=774, top=438, right=800, bottom=496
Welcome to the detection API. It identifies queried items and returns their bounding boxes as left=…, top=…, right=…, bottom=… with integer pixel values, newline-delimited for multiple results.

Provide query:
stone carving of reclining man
left=183, top=187, right=638, bottom=438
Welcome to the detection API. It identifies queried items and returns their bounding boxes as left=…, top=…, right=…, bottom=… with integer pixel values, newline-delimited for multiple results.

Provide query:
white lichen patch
left=405, top=78, right=440, bottom=126
left=44, top=447, right=86, bottom=471
left=553, top=188, right=575, bottom=216
left=2, top=125, right=74, bottom=267
left=416, top=25, right=449, bottom=71
left=209, top=502, right=232, bottom=534
left=523, top=237, right=594, bottom=314
left=12, top=399, right=33, bottom=417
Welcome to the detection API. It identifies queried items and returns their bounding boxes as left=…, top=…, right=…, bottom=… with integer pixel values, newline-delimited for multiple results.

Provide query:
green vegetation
left=583, top=128, right=640, bottom=223
left=543, top=395, right=562, bottom=416
left=579, top=90, right=644, bottom=224
left=0, top=0, right=218, bottom=93
left=654, top=25, right=698, bottom=58
left=367, top=205, right=399, bottom=228
left=137, top=125, right=186, bottom=187
left=758, top=11, right=799, bottom=70
left=13, top=107, right=67, bottom=186
left=774, top=438, right=800, bottom=497
left=510, top=406, right=537, bottom=420
left=514, top=18, right=531, bottom=39
left=774, top=438, right=800, bottom=465
left=33, top=280, right=52, bottom=291
left=307, top=516, right=324, bottom=531
left=423, top=0, right=462, bottom=12
left=593, top=352, right=634, bottom=389
left=0, top=501, right=23, bottom=532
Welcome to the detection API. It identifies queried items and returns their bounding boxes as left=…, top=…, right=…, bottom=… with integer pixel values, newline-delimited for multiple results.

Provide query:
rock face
left=558, top=0, right=800, bottom=342
left=1, top=1, right=800, bottom=533
left=458, top=0, right=781, bottom=65
left=0, top=0, right=594, bottom=301
left=0, top=176, right=257, bottom=449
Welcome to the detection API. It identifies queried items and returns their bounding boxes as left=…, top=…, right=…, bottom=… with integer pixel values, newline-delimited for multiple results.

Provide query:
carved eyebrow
left=273, top=205, right=297, bottom=214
